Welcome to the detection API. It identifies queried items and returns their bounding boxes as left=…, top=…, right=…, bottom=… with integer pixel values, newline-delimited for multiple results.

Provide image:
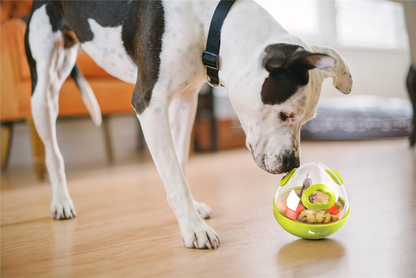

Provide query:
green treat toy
left=273, top=161, right=350, bottom=239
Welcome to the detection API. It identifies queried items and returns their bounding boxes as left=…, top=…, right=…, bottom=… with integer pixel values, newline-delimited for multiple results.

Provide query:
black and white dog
left=25, top=0, right=352, bottom=249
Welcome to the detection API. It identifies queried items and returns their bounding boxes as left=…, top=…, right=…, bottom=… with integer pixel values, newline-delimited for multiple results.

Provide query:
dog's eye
left=280, top=112, right=295, bottom=123
left=279, top=112, right=289, bottom=122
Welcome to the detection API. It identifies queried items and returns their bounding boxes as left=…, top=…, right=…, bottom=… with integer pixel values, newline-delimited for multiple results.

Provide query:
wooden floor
left=1, top=139, right=415, bottom=277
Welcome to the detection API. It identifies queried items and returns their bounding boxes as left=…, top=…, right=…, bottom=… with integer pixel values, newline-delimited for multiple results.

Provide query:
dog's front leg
left=169, top=86, right=214, bottom=219
left=137, top=97, right=220, bottom=249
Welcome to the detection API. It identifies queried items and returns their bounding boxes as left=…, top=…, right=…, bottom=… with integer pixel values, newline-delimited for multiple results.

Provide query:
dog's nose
left=282, top=153, right=300, bottom=173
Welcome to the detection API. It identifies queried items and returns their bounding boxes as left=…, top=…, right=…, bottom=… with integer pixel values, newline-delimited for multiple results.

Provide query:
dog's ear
left=310, top=45, right=353, bottom=94
left=264, top=43, right=336, bottom=72
left=261, top=44, right=338, bottom=105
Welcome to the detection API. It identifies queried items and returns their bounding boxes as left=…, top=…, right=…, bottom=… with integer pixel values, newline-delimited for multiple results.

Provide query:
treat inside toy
left=282, top=173, right=343, bottom=224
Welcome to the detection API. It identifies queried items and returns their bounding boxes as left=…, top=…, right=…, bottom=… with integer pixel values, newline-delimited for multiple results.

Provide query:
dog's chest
left=80, top=19, right=138, bottom=84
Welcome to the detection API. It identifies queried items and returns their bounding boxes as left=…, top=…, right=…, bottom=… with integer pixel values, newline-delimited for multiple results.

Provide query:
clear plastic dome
left=273, top=161, right=350, bottom=239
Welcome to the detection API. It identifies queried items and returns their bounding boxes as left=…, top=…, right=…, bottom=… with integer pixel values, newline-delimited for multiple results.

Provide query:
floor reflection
left=51, top=219, right=78, bottom=276
left=277, top=239, right=348, bottom=277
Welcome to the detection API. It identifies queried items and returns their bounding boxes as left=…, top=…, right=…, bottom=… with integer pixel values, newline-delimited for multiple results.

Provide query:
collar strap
left=202, top=0, right=236, bottom=87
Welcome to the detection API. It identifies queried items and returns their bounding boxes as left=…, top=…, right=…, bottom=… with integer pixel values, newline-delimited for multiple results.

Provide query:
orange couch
left=0, top=1, right=136, bottom=178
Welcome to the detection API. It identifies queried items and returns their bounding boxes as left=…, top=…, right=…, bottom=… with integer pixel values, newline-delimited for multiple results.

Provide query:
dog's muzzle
left=252, top=150, right=300, bottom=174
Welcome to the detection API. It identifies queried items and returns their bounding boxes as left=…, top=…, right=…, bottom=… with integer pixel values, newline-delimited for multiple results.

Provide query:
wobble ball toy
left=273, top=161, right=350, bottom=239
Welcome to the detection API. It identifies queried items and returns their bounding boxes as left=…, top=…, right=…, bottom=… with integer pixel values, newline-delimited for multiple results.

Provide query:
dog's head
left=226, top=43, right=352, bottom=174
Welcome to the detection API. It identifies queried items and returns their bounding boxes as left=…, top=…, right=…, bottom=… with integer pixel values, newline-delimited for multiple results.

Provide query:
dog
left=25, top=0, right=352, bottom=249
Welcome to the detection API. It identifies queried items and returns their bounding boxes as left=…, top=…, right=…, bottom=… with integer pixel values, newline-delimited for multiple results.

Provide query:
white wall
left=321, top=46, right=410, bottom=99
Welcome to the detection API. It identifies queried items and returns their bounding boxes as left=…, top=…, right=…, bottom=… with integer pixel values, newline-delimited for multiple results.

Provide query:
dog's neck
left=201, top=1, right=305, bottom=78
left=195, top=1, right=307, bottom=99
left=194, top=1, right=269, bottom=84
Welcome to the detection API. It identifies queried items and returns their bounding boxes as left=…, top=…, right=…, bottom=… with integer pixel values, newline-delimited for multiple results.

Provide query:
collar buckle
left=202, top=51, right=219, bottom=71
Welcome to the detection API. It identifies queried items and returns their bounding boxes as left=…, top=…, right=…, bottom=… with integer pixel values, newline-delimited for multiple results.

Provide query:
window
left=255, top=0, right=320, bottom=37
left=255, top=0, right=407, bottom=50
left=335, top=0, right=407, bottom=49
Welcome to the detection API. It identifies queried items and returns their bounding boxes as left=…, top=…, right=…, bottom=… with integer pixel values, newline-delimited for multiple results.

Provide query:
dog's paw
left=51, top=197, right=77, bottom=220
left=193, top=200, right=214, bottom=219
left=182, top=219, right=220, bottom=249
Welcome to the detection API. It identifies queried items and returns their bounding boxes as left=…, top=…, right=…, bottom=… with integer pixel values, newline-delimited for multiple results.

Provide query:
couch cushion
left=59, top=78, right=135, bottom=116
left=76, top=51, right=114, bottom=78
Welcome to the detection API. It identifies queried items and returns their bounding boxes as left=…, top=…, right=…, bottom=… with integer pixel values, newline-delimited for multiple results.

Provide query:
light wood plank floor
left=1, top=139, right=415, bottom=277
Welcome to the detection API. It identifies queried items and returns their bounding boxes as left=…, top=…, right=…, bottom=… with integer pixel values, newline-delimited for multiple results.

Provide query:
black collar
left=202, top=0, right=236, bottom=87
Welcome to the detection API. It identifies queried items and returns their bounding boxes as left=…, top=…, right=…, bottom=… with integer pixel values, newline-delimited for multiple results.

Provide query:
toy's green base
left=273, top=198, right=350, bottom=239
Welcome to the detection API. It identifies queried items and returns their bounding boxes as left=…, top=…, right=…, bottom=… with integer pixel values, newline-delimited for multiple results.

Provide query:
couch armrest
left=0, top=18, right=32, bottom=121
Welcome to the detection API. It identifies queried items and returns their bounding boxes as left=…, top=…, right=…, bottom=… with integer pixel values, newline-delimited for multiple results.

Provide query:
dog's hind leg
left=26, top=4, right=79, bottom=219
left=169, top=86, right=214, bottom=219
